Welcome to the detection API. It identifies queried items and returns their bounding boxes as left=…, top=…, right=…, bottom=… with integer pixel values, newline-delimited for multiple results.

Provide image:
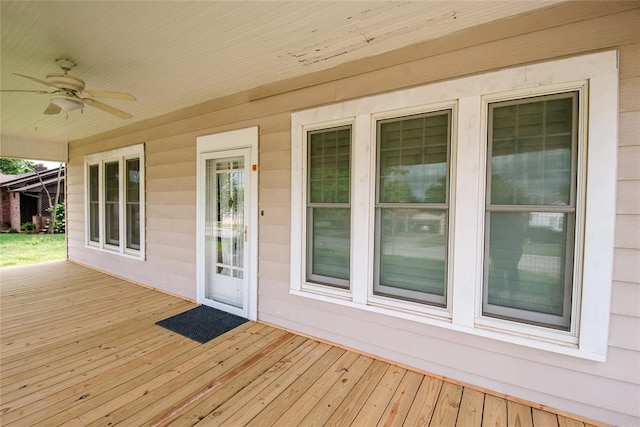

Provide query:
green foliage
left=424, top=176, right=447, bottom=203
left=381, top=180, right=416, bottom=203
left=0, top=158, right=36, bottom=175
left=29, top=235, right=57, bottom=245
left=47, top=203, right=66, bottom=233
left=21, top=221, right=35, bottom=231
left=0, top=233, right=66, bottom=268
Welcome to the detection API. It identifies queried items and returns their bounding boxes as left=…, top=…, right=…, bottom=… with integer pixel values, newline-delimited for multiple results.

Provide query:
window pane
left=308, top=127, right=350, bottom=204
left=104, top=162, right=119, bottom=246
left=89, top=165, right=99, bottom=242
left=126, top=159, right=140, bottom=202
left=379, top=112, right=449, bottom=204
left=485, top=92, right=577, bottom=330
left=126, top=159, right=140, bottom=250
left=375, top=111, right=450, bottom=306
left=490, top=96, right=574, bottom=206
left=376, top=208, right=447, bottom=305
left=485, top=211, right=574, bottom=327
left=307, top=126, right=351, bottom=288
left=308, top=208, right=350, bottom=286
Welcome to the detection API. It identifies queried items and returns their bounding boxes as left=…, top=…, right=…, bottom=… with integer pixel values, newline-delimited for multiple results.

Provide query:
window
left=291, top=51, right=617, bottom=360
left=484, top=93, right=577, bottom=330
left=374, top=111, right=451, bottom=306
left=306, top=126, right=351, bottom=288
left=85, top=144, right=145, bottom=258
left=104, top=161, right=120, bottom=246
left=126, top=158, right=141, bottom=250
left=88, top=164, right=100, bottom=242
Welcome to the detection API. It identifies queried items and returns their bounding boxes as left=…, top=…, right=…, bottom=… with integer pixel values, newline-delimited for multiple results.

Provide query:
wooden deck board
left=0, top=261, right=607, bottom=426
left=377, top=369, right=424, bottom=427
left=482, top=395, right=507, bottom=427
left=323, top=359, right=390, bottom=426
left=533, top=409, right=560, bottom=427
left=265, top=350, right=362, bottom=426
left=431, top=382, right=464, bottom=427
left=403, top=375, right=443, bottom=426
left=456, top=388, right=484, bottom=427
left=351, top=365, right=408, bottom=426
left=243, top=346, right=347, bottom=426
left=509, top=400, right=534, bottom=427
left=299, top=355, right=376, bottom=427
left=173, top=339, right=330, bottom=426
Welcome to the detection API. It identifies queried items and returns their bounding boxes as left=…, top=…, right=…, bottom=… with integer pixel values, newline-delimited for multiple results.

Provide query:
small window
left=374, top=110, right=451, bottom=306
left=306, top=126, right=351, bottom=288
left=126, top=158, right=141, bottom=250
left=483, top=92, right=578, bottom=330
left=88, top=164, right=100, bottom=243
left=104, top=161, right=120, bottom=246
left=85, top=144, right=145, bottom=258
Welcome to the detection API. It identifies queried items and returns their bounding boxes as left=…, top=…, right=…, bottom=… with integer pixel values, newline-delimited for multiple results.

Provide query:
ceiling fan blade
left=14, top=72, right=58, bottom=88
left=84, top=89, right=136, bottom=101
left=1, top=89, right=51, bottom=94
left=84, top=98, right=132, bottom=119
left=44, top=103, right=62, bottom=115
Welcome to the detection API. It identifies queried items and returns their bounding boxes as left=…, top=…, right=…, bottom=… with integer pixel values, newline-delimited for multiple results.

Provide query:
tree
left=424, top=175, right=447, bottom=203
left=34, top=164, right=64, bottom=234
left=0, top=158, right=36, bottom=175
left=0, top=158, right=64, bottom=233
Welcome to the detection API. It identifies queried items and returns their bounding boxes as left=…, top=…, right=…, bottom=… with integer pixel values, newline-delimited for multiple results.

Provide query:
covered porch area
left=0, top=261, right=604, bottom=426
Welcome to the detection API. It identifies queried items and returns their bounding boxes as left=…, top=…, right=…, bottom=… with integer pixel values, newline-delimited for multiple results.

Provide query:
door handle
left=244, top=226, right=248, bottom=242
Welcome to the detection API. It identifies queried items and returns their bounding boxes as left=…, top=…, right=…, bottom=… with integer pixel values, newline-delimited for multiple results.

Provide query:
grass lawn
left=0, top=233, right=66, bottom=268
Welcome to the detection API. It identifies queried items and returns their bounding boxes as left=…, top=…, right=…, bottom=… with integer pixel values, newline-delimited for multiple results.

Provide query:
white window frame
left=290, top=51, right=618, bottom=360
left=479, top=88, right=585, bottom=335
left=306, top=124, right=353, bottom=290
left=84, top=144, right=146, bottom=259
left=372, top=108, right=454, bottom=308
left=296, top=118, right=356, bottom=300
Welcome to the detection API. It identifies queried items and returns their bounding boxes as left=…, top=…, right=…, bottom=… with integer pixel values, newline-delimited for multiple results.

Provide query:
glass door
left=203, top=150, right=249, bottom=312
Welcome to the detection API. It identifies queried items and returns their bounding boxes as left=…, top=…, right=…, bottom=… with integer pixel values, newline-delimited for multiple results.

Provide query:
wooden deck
left=0, top=261, right=604, bottom=426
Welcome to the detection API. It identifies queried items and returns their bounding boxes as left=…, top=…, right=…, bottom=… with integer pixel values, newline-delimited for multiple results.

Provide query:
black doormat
left=156, top=305, right=248, bottom=344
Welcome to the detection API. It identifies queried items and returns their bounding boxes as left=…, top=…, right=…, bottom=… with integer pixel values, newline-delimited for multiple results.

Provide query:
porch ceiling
left=1, top=1, right=563, bottom=147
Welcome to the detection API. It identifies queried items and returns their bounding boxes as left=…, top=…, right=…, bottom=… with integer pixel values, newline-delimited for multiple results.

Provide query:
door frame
left=196, top=126, right=258, bottom=321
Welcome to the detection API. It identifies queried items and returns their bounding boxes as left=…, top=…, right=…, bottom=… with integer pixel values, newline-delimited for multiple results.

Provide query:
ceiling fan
left=0, top=59, right=136, bottom=119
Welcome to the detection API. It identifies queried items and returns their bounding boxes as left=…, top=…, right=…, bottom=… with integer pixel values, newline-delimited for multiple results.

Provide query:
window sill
left=85, top=243, right=145, bottom=261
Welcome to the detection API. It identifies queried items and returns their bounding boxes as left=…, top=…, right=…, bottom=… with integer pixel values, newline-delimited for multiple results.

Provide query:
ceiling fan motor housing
left=46, top=73, right=85, bottom=92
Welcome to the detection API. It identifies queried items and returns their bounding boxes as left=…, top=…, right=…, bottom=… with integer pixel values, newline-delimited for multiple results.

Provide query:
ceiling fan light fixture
left=50, top=95, right=83, bottom=111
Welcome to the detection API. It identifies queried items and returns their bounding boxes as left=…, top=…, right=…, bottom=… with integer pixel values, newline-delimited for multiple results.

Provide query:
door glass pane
left=126, top=159, right=140, bottom=250
left=89, top=164, right=99, bottom=242
left=104, top=161, right=119, bottom=246
left=205, top=156, right=245, bottom=308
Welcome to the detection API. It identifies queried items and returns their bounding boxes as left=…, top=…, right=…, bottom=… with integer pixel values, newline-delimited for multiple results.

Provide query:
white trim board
left=196, top=126, right=259, bottom=321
